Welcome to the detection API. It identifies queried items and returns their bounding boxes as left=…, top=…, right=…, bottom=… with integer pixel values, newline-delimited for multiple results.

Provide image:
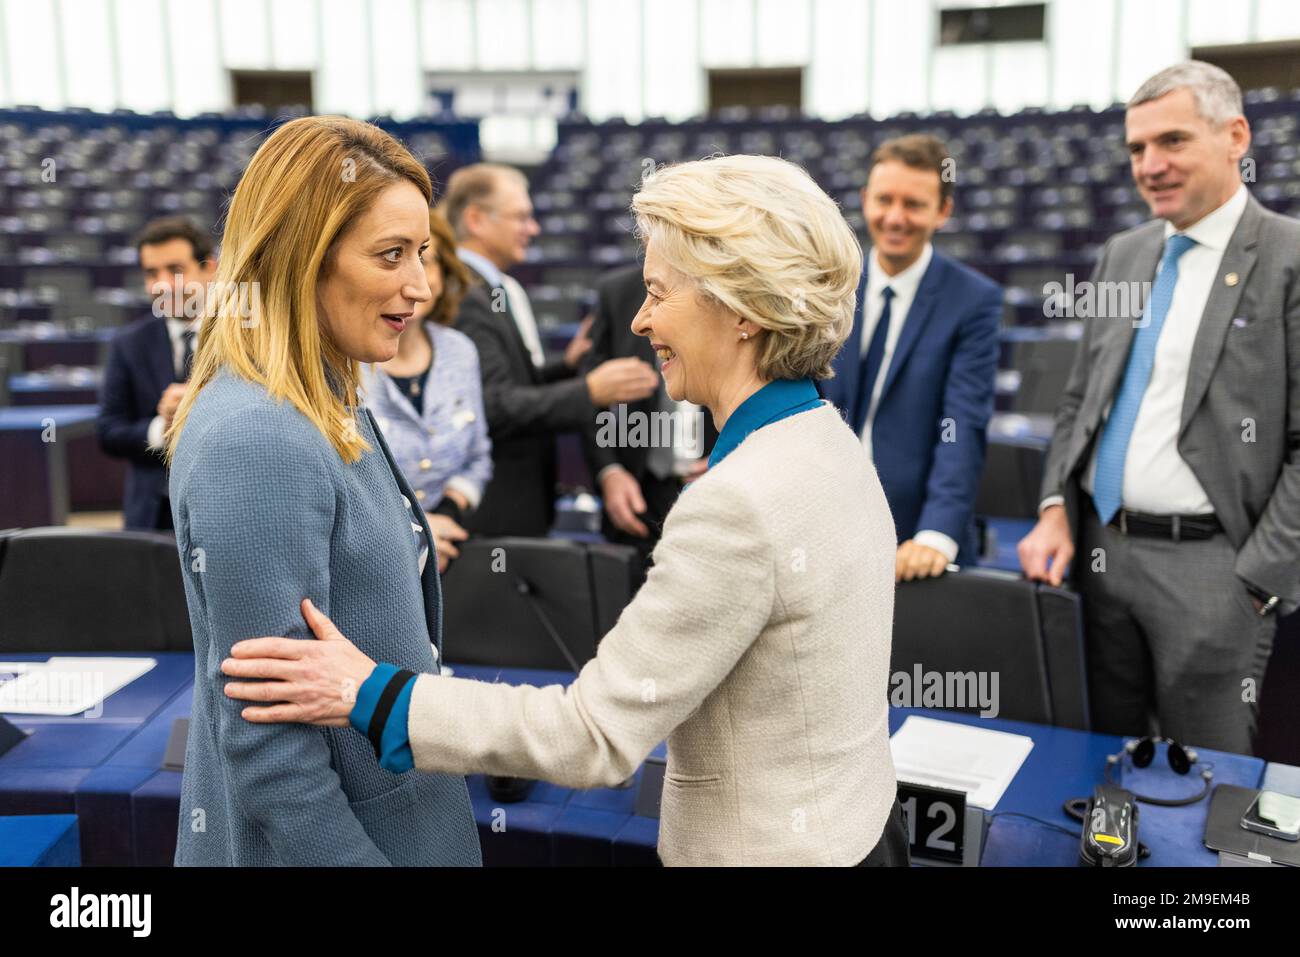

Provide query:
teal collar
left=707, top=378, right=822, bottom=469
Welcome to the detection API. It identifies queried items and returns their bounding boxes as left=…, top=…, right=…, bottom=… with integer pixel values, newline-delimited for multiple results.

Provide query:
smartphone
left=1241, top=790, right=1300, bottom=842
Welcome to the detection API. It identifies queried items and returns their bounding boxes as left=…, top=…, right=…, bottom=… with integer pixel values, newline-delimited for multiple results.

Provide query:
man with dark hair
left=97, top=216, right=217, bottom=529
left=824, top=133, right=1002, bottom=579
left=439, top=164, right=658, bottom=537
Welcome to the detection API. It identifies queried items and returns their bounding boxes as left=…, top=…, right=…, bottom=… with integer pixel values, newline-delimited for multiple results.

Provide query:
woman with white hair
left=221, top=154, right=906, bottom=867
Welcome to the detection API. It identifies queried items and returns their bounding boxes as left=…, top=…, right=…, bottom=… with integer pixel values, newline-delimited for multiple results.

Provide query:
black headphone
left=1103, top=736, right=1213, bottom=806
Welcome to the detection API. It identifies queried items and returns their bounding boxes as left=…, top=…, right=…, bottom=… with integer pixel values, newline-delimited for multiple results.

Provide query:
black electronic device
left=1104, top=736, right=1212, bottom=807
left=1204, top=784, right=1300, bottom=866
left=486, top=775, right=533, bottom=803
left=1079, top=783, right=1140, bottom=867
left=1241, top=790, right=1300, bottom=842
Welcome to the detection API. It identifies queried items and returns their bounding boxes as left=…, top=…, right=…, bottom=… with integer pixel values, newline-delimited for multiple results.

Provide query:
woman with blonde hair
left=361, top=209, right=491, bottom=573
left=165, top=115, right=480, bottom=866
left=223, top=154, right=907, bottom=867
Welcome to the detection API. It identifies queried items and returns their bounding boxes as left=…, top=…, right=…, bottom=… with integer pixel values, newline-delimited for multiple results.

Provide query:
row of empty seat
left=0, top=108, right=480, bottom=331
left=0, top=526, right=1089, bottom=730
left=515, top=97, right=1300, bottom=328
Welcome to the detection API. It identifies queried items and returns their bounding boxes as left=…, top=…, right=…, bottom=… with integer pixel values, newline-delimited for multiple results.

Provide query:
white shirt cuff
left=913, top=530, right=959, bottom=563
left=1038, top=494, right=1066, bottom=514
left=146, top=415, right=166, bottom=451
left=443, top=476, right=482, bottom=511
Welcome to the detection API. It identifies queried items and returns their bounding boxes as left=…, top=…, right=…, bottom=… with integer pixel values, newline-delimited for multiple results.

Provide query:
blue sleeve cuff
left=349, top=663, right=416, bottom=774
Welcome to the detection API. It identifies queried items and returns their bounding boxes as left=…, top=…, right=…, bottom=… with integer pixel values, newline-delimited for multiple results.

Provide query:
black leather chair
left=976, top=438, right=1047, bottom=519
left=1010, top=337, right=1079, bottom=415
left=440, top=537, right=639, bottom=671
left=892, top=568, right=1089, bottom=729
left=587, top=541, right=645, bottom=638
left=0, top=527, right=191, bottom=652
left=1034, top=583, right=1090, bottom=730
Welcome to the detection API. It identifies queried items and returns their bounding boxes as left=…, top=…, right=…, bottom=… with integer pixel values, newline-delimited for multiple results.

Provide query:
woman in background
left=363, top=209, right=491, bottom=572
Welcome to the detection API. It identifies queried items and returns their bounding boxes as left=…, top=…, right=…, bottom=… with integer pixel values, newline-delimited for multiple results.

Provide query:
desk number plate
left=898, top=781, right=966, bottom=863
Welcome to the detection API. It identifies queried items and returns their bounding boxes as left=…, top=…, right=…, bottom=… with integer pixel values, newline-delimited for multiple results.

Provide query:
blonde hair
left=165, top=115, right=433, bottom=464
left=632, top=154, right=862, bottom=380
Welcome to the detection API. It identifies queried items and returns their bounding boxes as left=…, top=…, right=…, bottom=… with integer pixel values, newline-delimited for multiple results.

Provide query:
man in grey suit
left=1018, top=61, right=1300, bottom=756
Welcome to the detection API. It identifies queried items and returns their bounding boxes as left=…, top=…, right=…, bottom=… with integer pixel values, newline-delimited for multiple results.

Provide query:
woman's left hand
left=221, top=599, right=375, bottom=727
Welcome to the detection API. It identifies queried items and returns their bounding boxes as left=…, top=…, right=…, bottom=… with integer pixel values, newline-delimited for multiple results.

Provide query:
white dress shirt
left=146, top=316, right=202, bottom=450
left=456, top=247, right=545, bottom=368
left=1051, top=185, right=1249, bottom=517
left=857, top=243, right=956, bottom=561
left=858, top=243, right=933, bottom=458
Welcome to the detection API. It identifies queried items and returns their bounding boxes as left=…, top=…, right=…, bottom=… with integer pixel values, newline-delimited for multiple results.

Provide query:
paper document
left=0, top=657, right=156, bottom=716
left=890, top=715, right=1033, bottom=809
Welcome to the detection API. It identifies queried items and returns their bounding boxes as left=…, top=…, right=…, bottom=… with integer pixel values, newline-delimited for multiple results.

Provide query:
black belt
left=1106, top=507, right=1221, bottom=541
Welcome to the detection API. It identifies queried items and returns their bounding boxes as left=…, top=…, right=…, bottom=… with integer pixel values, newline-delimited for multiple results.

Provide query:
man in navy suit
left=97, top=217, right=217, bottom=530
left=824, top=134, right=1002, bottom=579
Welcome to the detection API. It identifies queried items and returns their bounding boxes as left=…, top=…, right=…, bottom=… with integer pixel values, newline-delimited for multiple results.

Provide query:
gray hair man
left=439, top=163, right=658, bottom=536
left=1018, top=61, right=1300, bottom=755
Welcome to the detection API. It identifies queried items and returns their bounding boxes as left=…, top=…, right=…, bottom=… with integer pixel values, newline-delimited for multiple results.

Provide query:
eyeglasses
left=475, top=204, right=537, bottom=227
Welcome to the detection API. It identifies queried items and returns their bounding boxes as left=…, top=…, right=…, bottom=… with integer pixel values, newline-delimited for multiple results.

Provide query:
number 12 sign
left=898, top=781, right=966, bottom=864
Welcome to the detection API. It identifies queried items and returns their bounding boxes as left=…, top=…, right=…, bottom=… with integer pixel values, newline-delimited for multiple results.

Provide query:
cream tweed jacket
left=409, top=401, right=898, bottom=865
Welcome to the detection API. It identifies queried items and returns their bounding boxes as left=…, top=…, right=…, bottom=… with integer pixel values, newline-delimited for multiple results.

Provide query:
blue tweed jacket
left=168, top=368, right=481, bottom=866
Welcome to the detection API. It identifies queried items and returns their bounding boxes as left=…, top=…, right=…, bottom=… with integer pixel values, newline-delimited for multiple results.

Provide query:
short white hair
left=632, top=154, right=861, bottom=381
left=1128, top=61, right=1243, bottom=127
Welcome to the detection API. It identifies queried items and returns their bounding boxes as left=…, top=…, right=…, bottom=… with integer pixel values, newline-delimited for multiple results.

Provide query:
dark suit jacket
left=96, top=316, right=175, bottom=530
left=453, top=264, right=591, bottom=536
left=1041, top=195, right=1300, bottom=614
left=823, top=250, right=1002, bottom=561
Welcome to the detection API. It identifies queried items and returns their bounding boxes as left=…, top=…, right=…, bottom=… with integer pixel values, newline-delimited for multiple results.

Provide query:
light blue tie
left=1092, top=233, right=1196, bottom=524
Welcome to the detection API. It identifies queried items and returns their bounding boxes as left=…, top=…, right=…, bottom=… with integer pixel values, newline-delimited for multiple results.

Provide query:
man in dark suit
left=1019, top=62, right=1300, bottom=754
left=97, top=217, right=216, bottom=530
left=823, top=134, right=1002, bottom=579
left=581, top=264, right=712, bottom=558
left=439, top=164, right=659, bottom=536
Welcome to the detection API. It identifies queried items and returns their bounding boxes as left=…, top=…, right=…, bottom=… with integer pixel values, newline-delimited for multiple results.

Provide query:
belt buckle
left=1119, top=510, right=1128, bottom=534
left=1171, top=515, right=1181, bottom=542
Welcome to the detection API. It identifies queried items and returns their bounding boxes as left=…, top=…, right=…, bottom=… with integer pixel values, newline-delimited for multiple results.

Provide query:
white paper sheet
left=0, top=657, right=156, bottom=716
left=890, top=715, right=1034, bottom=810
